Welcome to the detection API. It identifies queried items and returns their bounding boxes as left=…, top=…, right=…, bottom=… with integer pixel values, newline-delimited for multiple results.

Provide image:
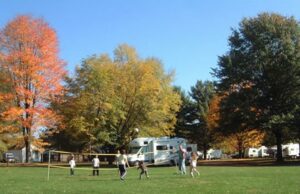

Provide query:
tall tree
left=213, top=13, right=300, bottom=161
left=189, top=80, right=216, bottom=159
left=173, top=86, right=194, bottom=139
left=51, top=45, right=181, bottom=151
left=0, top=16, right=66, bottom=162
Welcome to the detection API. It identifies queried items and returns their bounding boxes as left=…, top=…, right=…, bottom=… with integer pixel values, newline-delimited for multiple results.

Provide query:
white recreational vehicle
left=244, top=148, right=259, bottom=158
left=207, top=149, right=222, bottom=160
left=258, top=146, right=269, bottom=158
left=282, top=143, right=299, bottom=158
left=127, top=137, right=196, bottom=166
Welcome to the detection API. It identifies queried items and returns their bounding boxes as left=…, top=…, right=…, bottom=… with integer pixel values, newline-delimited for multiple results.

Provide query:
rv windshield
left=129, top=146, right=141, bottom=154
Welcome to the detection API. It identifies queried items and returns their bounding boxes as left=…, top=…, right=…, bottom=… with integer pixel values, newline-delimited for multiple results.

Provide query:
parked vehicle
left=127, top=137, right=197, bottom=166
left=282, top=143, right=299, bottom=158
left=258, top=146, right=269, bottom=158
left=2, top=152, right=16, bottom=163
left=207, top=149, right=222, bottom=159
left=244, top=148, right=259, bottom=158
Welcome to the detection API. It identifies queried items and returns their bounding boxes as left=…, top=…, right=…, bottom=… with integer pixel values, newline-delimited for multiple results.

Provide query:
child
left=92, top=155, right=100, bottom=176
left=137, top=161, right=149, bottom=179
left=69, top=154, right=76, bottom=176
left=116, top=149, right=130, bottom=180
left=189, top=152, right=200, bottom=178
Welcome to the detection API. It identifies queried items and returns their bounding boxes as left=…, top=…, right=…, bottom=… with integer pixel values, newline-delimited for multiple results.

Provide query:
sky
left=1, top=0, right=300, bottom=91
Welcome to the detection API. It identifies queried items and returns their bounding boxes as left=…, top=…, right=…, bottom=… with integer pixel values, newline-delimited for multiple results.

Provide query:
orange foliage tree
left=206, top=94, right=265, bottom=157
left=0, top=16, right=66, bottom=162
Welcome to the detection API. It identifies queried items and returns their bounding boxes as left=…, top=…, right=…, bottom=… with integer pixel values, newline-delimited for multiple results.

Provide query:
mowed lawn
left=0, top=164, right=300, bottom=194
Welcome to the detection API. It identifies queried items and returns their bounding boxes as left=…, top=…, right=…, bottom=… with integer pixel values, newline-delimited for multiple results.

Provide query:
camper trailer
left=207, top=149, right=222, bottom=159
left=127, top=137, right=196, bottom=166
left=258, top=146, right=269, bottom=158
left=244, top=148, right=259, bottom=158
left=282, top=143, right=299, bottom=158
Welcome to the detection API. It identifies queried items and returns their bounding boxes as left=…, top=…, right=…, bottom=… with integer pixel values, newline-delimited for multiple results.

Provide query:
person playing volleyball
left=189, top=152, right=200, bottom=178
left=116, top=149, right=130, bottom=180
left=92, top=155, right=100, bottom=176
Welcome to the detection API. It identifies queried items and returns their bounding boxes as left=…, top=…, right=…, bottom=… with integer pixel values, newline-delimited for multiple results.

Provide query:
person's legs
left=119, top=165, right=127, bottom=180
left=190, top=166, right=194, bottom=177
left=178, top=159, right=182, bottom=172
left=145, top=170, right=149, bottom=178
left=70, top=168, right=74, bottom=175
left=194, top=167, right=200, bottom=175
left=139, top=171, right=144, bottom=179
left=181, top=159, right=186, bottom=174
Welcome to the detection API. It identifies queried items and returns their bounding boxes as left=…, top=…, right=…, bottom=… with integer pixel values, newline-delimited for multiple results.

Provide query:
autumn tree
left=189, top=80, right=216, bottom=159
left=50, top=44, right=181, bottom=151
left=213, top=13, right=300, bottom=161
left=0, top=16, right=66, bottom=162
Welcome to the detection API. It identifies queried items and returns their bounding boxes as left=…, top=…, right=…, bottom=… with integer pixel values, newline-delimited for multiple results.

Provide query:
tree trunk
left=23, top=131, right=30, bottom=163
left=25, top=138, right=30, bottom=163
left=237, top=135, right=243, bottom=158
left=203, top=143, right=207, bottom=160
left=275, top=131, right=283, bottom=162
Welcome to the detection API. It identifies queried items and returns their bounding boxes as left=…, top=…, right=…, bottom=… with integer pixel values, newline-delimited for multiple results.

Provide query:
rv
left=244, top=148, right=258, bottom=158
left=127, top=137, right=196, bottom=166
left=282, top=143, right=299, bottom=158
left=258, top=146, right=269, bottom=158
left=207, top=149, right=222, bottom=160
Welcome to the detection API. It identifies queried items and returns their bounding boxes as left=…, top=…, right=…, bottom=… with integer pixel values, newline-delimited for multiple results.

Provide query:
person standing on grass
left=116, top=149, right=130, bottom=180
left=92, top=155, right=100, bottom=176
left=178, top=144, right=187, bottom=175
left=189, top=152, right=200, bottom=178
left=137, top=161, right=149, bottom=179
left=69, top=154, right=76, bottom=176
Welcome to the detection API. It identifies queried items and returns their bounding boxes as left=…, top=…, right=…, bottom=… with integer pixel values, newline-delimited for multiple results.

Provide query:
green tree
left=50, top=44, right=181, bottom=151
left=189, top=80, right=216, bottom=159
left=173, top=86, right=194, bottom=139
left=213, top=13, right=300, bottom=161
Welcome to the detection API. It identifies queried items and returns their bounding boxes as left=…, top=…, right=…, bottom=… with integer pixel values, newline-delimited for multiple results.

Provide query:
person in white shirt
left=69, top=155, right=76, bottom=176
left=116, top=149, right=130, bottom=180
left=92, top=155, right=100, bottom=176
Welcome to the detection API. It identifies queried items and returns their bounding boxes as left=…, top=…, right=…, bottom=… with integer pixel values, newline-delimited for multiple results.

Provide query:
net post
left=47, top=150, right=51, bottom=181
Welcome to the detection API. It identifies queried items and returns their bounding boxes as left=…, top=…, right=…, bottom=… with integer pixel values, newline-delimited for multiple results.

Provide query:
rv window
left=170, top=146, right=173, bottom=150
left=156, top=145, right=168, bottom=150
left=144, top=141, right=148, bottom=145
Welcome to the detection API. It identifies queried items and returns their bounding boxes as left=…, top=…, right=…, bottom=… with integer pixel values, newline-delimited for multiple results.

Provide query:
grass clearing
left=0, top=164, right=300, bottom=194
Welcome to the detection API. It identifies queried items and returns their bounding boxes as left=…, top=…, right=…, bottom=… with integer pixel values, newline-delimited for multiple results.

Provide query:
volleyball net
left=46, top=150, right=180, bottom=181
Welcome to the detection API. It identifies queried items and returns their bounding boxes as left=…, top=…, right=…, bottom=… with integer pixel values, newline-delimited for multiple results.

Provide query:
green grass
left=0, top=165, right=300, bottom=194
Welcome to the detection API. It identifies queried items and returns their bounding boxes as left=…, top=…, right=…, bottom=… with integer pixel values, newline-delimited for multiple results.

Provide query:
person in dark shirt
left=137, top=161, right=149, bottom=179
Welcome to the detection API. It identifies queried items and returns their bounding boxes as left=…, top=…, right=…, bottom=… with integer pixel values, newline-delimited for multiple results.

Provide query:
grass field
left=0, top=162, right=300, bottom=194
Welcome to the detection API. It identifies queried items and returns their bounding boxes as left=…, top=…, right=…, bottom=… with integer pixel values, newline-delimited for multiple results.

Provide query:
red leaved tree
left=0, top=15, right=66, bottom=162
